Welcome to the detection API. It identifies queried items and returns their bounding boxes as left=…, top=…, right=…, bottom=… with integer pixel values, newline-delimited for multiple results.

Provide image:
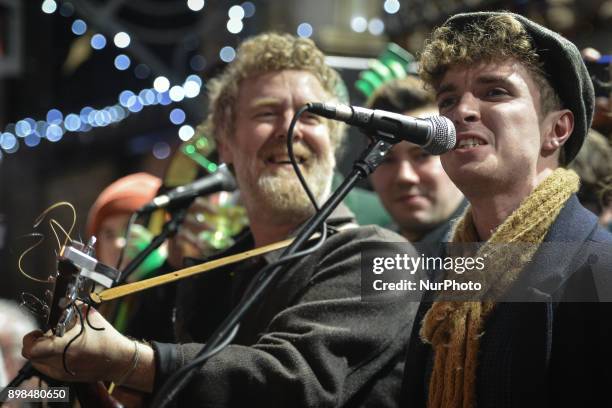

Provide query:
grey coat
left=152, top=205, right=417, bottom=407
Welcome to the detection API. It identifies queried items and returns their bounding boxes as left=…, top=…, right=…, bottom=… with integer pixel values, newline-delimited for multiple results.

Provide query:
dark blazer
left=401, top=195, right=612, bottom=408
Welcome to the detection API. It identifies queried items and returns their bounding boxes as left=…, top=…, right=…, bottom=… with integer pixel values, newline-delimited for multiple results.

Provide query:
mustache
left=258, top=140, right=313, bottom=160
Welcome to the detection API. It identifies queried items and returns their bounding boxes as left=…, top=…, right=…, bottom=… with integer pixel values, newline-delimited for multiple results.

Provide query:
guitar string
left=17, top=202, right=77, bottom=283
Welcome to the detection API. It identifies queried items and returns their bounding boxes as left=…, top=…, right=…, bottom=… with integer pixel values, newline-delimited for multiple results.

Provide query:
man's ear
left=217, top=135, right=233, bottom=164
left=541, top=109, right=573, bottom=156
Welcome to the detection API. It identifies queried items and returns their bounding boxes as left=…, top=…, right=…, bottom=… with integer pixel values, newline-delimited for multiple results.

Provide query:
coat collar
left=505, top=195, right=600, bottom=301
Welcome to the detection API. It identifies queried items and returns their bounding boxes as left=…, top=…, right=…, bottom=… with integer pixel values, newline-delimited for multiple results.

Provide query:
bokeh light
left=113, top=32, right=131, bottom=48
left=297, top=23, right=313, bottom=38
left=220, top=46, right=236, bottom=63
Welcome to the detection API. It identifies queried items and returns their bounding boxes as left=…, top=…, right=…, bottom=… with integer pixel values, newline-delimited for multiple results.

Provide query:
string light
left=24, top=133, right=42, bottom=148
left=114, top=54, right=131, bottom=70
left=41, top=0, right=58, bottom=14
left=183, top=75, right=202, bottom=98
left=178, top=125, right=195, bottom=141
left=187, top=0, right=205, bottom=12
left=227, top=19, right=243, bottom=34
left=64, top=114, right=81, bottom=131
left=0, top=133, right=17, bottom=150
left=153, top=76, right=171, bottom=93
left=241, top=2, right=256, bottom=18
left=227, top=5, right=245, bottom=34
left=219, top=46, right=236, bottom=62
left=113, top=32, right=131, bottom=48
left=71, top=19, right=87, bottom=35
left=384, top=0, right=401, bottom=14
left=90, top=33, right=107, bottom=50
left=351, top=16, right=368, bottom=33
left=169, top=108, right=186, bottom=125
left=46, top=109, right=63, bottom=125
left=46, top=124, right=64, bottom=142
left=139, top=89, right=156, bottom=105
left=0, top=2, right=212, bottom=156
left=158, top=92, right=172, bottom=106
left=15, top=120, right=32, bottom=138
left=368, top=18, right=385, bottom=35
left=1, top=75, right=203, bottom=154
left=228, top=5, right=245, bottom=20
left=297, top=23, right=313, bottom=38
left=169, top=86, right=186, bottom=102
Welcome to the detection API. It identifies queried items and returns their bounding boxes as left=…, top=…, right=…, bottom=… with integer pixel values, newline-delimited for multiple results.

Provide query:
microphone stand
left=152, top=137, right=395, bottom=408
left=118, top=205, right=189, bottom=284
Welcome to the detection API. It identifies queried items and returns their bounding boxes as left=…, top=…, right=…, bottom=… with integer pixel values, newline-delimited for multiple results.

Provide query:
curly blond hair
left=206, top=32, right=346, bottom=149
left=419, top=14, right=562, bottom=117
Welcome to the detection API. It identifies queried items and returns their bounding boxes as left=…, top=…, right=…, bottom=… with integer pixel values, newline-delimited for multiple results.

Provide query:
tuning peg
left=44, top=289, right=53, bottom=304
left=41, top=304, right=50, bottom=319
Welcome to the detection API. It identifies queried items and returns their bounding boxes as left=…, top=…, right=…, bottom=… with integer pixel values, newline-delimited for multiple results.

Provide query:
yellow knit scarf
left=420, top=168, right=580, bottom=408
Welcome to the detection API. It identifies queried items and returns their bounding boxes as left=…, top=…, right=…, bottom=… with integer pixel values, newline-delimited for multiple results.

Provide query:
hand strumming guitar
left=21, top=303, right=155, bottom=393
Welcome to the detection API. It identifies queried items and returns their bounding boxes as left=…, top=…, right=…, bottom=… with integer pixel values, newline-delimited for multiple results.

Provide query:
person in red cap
left=86, top=172, right=162, bottom=271
left=86, top=172, right=167, bottom=337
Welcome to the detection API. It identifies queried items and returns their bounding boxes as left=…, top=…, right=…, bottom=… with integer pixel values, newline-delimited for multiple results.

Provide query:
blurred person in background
left=0, top=299, right=36, bottom=388
left=86, top=172, right=167, bottom=336
left=580, top=47, right=612, bottom=231
left=0, top=299, right=37, bottom=407
left=582, top=47, right=612, bottom=138
left=86, top=172, right=164, bottom=274
left=367, top=76, right=466, bottom=245
left=570, top=129, right=612, bottom=229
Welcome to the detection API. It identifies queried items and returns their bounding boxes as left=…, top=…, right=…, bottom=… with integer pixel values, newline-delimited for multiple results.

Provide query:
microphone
left=138, top=164, right=237, bottom=213
left=306, top=102, right=456, bottom=155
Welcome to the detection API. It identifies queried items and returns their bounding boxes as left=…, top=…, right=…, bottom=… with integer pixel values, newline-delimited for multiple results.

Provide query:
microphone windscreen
left=426, top=116, right=456, bottom=155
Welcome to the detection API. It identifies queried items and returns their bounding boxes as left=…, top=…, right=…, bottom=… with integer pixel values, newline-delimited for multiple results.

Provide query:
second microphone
left=138, top=164, right=237, bottom=213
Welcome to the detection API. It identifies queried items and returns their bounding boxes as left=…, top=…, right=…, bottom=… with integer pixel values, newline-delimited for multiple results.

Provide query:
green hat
left=443, top=11, right=595, bottom=163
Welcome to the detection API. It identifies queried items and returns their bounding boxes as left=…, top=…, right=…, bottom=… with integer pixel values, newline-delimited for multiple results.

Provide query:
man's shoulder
left=548, top=195, right=610, bottom=243
left=564, top=196, right=612, bottom=244
left=330, top=224, right=408, bottom=244
left=304, top=224, right=413, bottom=265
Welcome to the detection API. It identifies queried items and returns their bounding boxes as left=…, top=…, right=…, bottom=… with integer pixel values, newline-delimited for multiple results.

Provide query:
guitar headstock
left=43, top=237, right=119, bottom=336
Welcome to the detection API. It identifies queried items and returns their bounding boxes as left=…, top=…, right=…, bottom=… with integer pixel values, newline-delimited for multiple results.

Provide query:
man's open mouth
left=456, top=137, right=487, bottom=149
